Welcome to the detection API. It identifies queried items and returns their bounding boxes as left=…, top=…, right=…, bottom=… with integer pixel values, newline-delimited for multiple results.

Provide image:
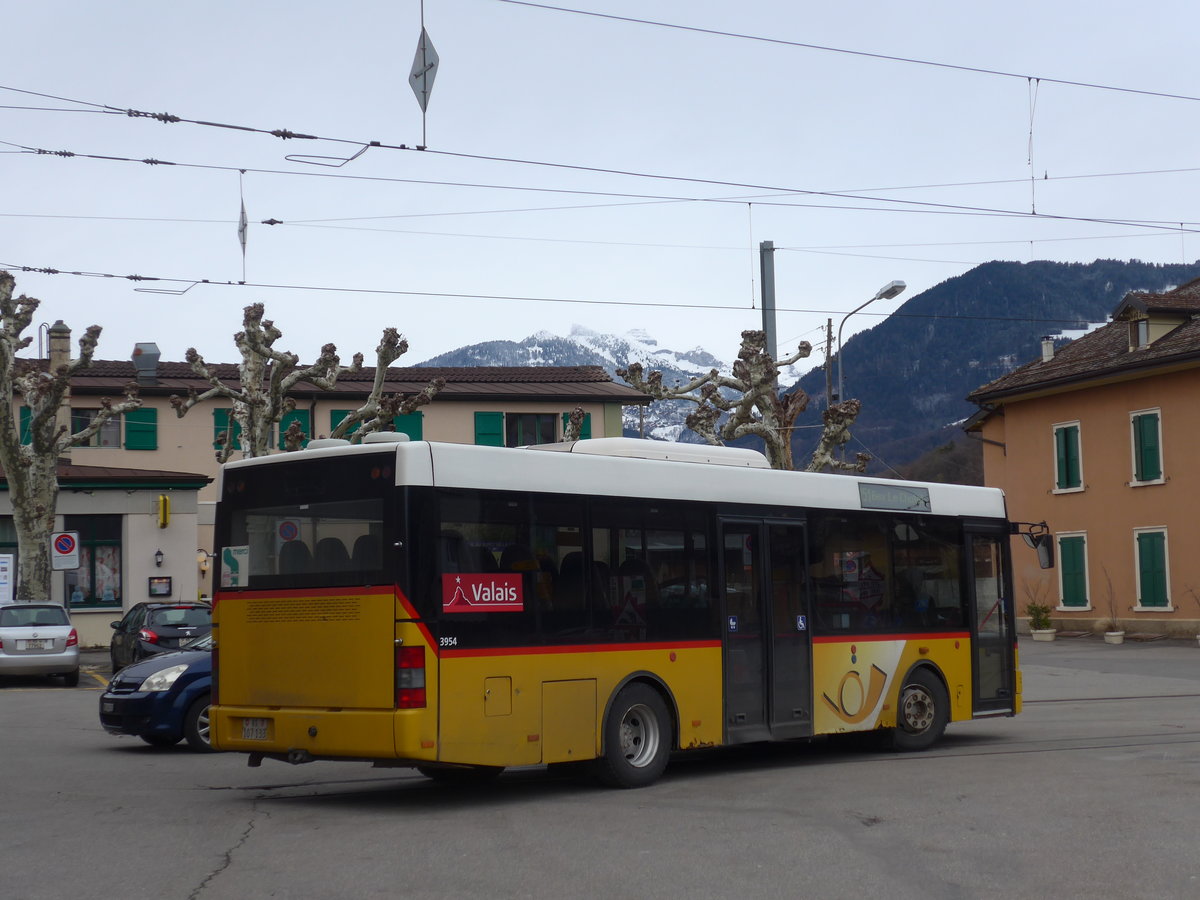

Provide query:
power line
left=9, top=134, right=1200, bottom=238
left=0, top=259, right=1101, bottom=326
left=490, top=1, right=1200, bottom=104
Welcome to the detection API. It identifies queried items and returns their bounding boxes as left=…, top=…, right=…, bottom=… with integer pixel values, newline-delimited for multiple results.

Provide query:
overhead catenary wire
left=0, top=260, right=1103, bottom=327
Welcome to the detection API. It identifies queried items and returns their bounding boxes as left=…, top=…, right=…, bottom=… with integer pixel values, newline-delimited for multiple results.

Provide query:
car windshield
left=0, top=605, right=69, bottom=628
left=148, top=606, right=211, bottom=628
left=182, top=634, right=214, bottom=651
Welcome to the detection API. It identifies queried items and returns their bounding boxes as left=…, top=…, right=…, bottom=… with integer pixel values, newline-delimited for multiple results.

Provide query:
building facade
left=967, top=278, right=1200, bottom=636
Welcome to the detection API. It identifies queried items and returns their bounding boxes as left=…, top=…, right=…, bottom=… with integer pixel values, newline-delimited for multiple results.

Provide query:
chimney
left=132, top=342, right=161, bottom=386
left=1041, top=337, right=1055, bottom=363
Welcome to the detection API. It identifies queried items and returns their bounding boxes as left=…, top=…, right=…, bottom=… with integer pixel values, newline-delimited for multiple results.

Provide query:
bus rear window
left=223, top=498, right=386, bottom=589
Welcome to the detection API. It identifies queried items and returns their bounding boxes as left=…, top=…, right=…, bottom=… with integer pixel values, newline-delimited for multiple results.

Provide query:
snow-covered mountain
left=415, top=325, right=785, bottom=441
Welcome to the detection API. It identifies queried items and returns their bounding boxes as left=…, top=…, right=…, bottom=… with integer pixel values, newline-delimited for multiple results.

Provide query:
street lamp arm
left=835, top=280, right=906, bottom=405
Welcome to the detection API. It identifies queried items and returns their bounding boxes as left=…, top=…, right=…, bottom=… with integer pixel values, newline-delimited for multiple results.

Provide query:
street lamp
left=835, top=280, right=906, bottom=405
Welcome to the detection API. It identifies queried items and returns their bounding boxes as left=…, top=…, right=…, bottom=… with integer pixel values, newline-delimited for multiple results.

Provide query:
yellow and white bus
left=210, top=435, right=1019, bottom=787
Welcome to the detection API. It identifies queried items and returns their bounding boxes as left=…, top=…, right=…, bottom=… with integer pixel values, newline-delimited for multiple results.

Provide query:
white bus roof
left=222, top=438, right=1007, bottom=520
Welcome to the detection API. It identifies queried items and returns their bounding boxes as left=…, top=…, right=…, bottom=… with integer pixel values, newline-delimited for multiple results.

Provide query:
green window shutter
left=330, top=409, right=358, bottom=438
left=561, top=411, right=592, bottom=440
left=474, top=411, right=504, bottom=446
left=213, top=409, right=242, bottom=451
left=1134, top=413, right=1161, bottom=482
left=123, top=407, right=158, bottom=450
left=1055, top=425, right=1080, bottom=489
left=278, top=409, right=311, bottom=449
left=1060, top=536, right=1087, bottom=607
left=392, top=411, right=424, bottom=440
left=19, top=406, right=32, bottom=446
left=1137, top=532, right=1168, bottom=607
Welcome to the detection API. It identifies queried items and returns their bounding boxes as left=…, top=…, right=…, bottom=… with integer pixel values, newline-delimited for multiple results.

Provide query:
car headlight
left=139, top=664, right=190, bottom=692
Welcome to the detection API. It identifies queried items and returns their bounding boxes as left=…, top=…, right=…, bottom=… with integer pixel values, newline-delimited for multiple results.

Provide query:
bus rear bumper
left=211, top=704, right=438, bottom=763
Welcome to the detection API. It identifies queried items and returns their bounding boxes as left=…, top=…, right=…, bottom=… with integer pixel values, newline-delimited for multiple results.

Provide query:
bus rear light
left=396, top=645, right=426, bottom=709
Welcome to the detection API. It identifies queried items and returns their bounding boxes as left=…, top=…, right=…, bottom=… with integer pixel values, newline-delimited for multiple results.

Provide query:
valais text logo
left=442, top=573, right=524, bottom=613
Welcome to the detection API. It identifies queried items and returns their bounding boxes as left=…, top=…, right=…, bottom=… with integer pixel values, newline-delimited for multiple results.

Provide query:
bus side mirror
left=1034, top=535, right=1054, bottom=570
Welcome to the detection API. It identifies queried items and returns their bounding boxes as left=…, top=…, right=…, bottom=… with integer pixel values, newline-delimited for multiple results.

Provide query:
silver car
left=0, top=603, right=80, bottom=686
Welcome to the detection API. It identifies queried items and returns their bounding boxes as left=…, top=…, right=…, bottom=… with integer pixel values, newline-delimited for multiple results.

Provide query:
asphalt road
left=2, top=636, right=1198, bottom=900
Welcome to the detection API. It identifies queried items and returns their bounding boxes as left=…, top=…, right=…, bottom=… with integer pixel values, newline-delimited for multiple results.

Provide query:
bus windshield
left=224, top=497, right=385, bottom=589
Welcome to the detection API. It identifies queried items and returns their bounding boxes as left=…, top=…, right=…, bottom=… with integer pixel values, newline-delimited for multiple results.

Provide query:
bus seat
left=315, top=538, right=351, bottom=571
left=351, top=535, right=381, bottom=570
left=279, top=540, right=313, bottom=575
left=557, top=552, right=586, bottom=608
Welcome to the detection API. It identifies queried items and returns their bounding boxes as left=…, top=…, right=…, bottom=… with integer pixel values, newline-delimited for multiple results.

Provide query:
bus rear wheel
left=888, top=668, right=948, bottom=752
left=594, top=683, right=671, bottom=788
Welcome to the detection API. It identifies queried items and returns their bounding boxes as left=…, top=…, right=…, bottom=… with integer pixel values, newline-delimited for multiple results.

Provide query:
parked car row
left=1, top=599, right=216, bottom=753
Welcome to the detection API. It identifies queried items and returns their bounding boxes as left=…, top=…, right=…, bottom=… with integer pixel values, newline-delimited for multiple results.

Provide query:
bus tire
left=416, top=765, right=504, bottom=784
left=184, top=694, right=216, bottom=752
left=594, top=683, right=671, bottom=788
left=889, top=667, right=948, bottom=752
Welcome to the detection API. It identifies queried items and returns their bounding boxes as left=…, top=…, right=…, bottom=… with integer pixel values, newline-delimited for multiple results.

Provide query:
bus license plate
left=24, top=639, right=47, bottom=650
left=242, top=718, right=269, bottom=740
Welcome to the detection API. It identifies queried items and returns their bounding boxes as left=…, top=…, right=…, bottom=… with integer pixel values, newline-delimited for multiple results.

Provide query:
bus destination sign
left=858, top=483, right=932, bottom=513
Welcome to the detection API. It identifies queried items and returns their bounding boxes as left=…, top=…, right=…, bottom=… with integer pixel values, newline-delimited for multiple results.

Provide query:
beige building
left=5, top=349, right=649, bottom=643
left=967, top=278, right=1200, bottom=636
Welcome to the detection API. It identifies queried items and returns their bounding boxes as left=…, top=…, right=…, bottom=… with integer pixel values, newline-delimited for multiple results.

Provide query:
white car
left=0, top=603, right=80, bottom=686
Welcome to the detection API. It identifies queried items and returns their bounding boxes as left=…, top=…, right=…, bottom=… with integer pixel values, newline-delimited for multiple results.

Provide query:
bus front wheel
left=594, top=683, right=671, bottom=788
left=889, top=668, right=948, bottom=752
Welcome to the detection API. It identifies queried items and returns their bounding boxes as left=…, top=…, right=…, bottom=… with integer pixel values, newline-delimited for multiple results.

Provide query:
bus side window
left=314, top=537, right=350, bottom=571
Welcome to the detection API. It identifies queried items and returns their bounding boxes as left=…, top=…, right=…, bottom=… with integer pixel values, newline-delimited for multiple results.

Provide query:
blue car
left=99, top=634, right=214, bottom=752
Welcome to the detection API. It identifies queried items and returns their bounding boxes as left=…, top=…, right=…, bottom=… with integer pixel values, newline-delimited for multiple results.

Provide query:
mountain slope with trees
left=789, top=259, right=1200, bottom=473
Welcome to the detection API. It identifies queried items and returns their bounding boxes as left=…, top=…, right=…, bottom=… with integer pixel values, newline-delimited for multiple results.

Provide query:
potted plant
left=1100, top=568, right=1125, bottom=644
left=1025, top=602, right=1056, bottom=641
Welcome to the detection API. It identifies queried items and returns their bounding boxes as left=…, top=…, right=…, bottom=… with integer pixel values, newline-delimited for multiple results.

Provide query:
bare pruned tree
left=327, top=328, right=444, bottom=442
left=170, top=303, right=353, bottom=460
left=0, top=272, right=143, bottom=600
left=562, top=406, right=586, bottom=442
left=618, top=329, right=867, bottom=472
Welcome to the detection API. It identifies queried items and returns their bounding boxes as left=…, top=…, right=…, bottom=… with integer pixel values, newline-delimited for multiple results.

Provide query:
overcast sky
left=3, top=0, right=1198, bottom=371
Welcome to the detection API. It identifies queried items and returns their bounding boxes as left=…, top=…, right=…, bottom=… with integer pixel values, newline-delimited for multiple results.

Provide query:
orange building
left=967, top=278, right=1200, bottom=636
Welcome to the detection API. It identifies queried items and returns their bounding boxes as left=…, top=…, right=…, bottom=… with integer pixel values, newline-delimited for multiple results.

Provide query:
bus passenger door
left=967, top=530, right=1015, bottom=715
left=719, top=520, right=812, bottom=744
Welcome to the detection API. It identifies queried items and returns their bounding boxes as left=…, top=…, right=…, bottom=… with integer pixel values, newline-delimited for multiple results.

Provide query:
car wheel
left=140, top=734, right=181, bottom=747
left=184, top=694, right=215, bottom=752
left=887, top=667, right=949, bottom=752
left=593, top=683, right=672, bottom=788
left=62, top=670, right=80, bottom=688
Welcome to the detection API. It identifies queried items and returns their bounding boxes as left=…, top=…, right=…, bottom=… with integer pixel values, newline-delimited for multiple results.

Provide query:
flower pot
left=1031, top=629, right=1056, bottom=642
left=1104, top=631, right=1125, bottom=645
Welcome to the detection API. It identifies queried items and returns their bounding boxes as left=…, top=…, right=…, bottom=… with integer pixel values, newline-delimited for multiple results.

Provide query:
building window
left=506, top=413, right=557, bottom=447
left=1129, top=318, right=1150, bottom=349
left=1057, top=533, right=1088, bottom=608
left=473, top=412, right=558, bottom=447
left=1130, top=410, right=1162, bottom=484
left=560, top=411, right=592, bottom=440
left=1134, top=529, right=1169, bottom=609
left=70, top=409, right=120, bottom=448
left=0, top=518, right=16, bottom=604
left=1053, top=422, right=1082, bottom=491
left=63, top=515, right=122, bottom=609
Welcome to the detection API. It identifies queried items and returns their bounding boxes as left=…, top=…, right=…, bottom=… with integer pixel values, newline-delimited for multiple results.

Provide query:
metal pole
left=759, top=241, right=776, bottom=358
left=824, top=317, right=834, bottom=406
